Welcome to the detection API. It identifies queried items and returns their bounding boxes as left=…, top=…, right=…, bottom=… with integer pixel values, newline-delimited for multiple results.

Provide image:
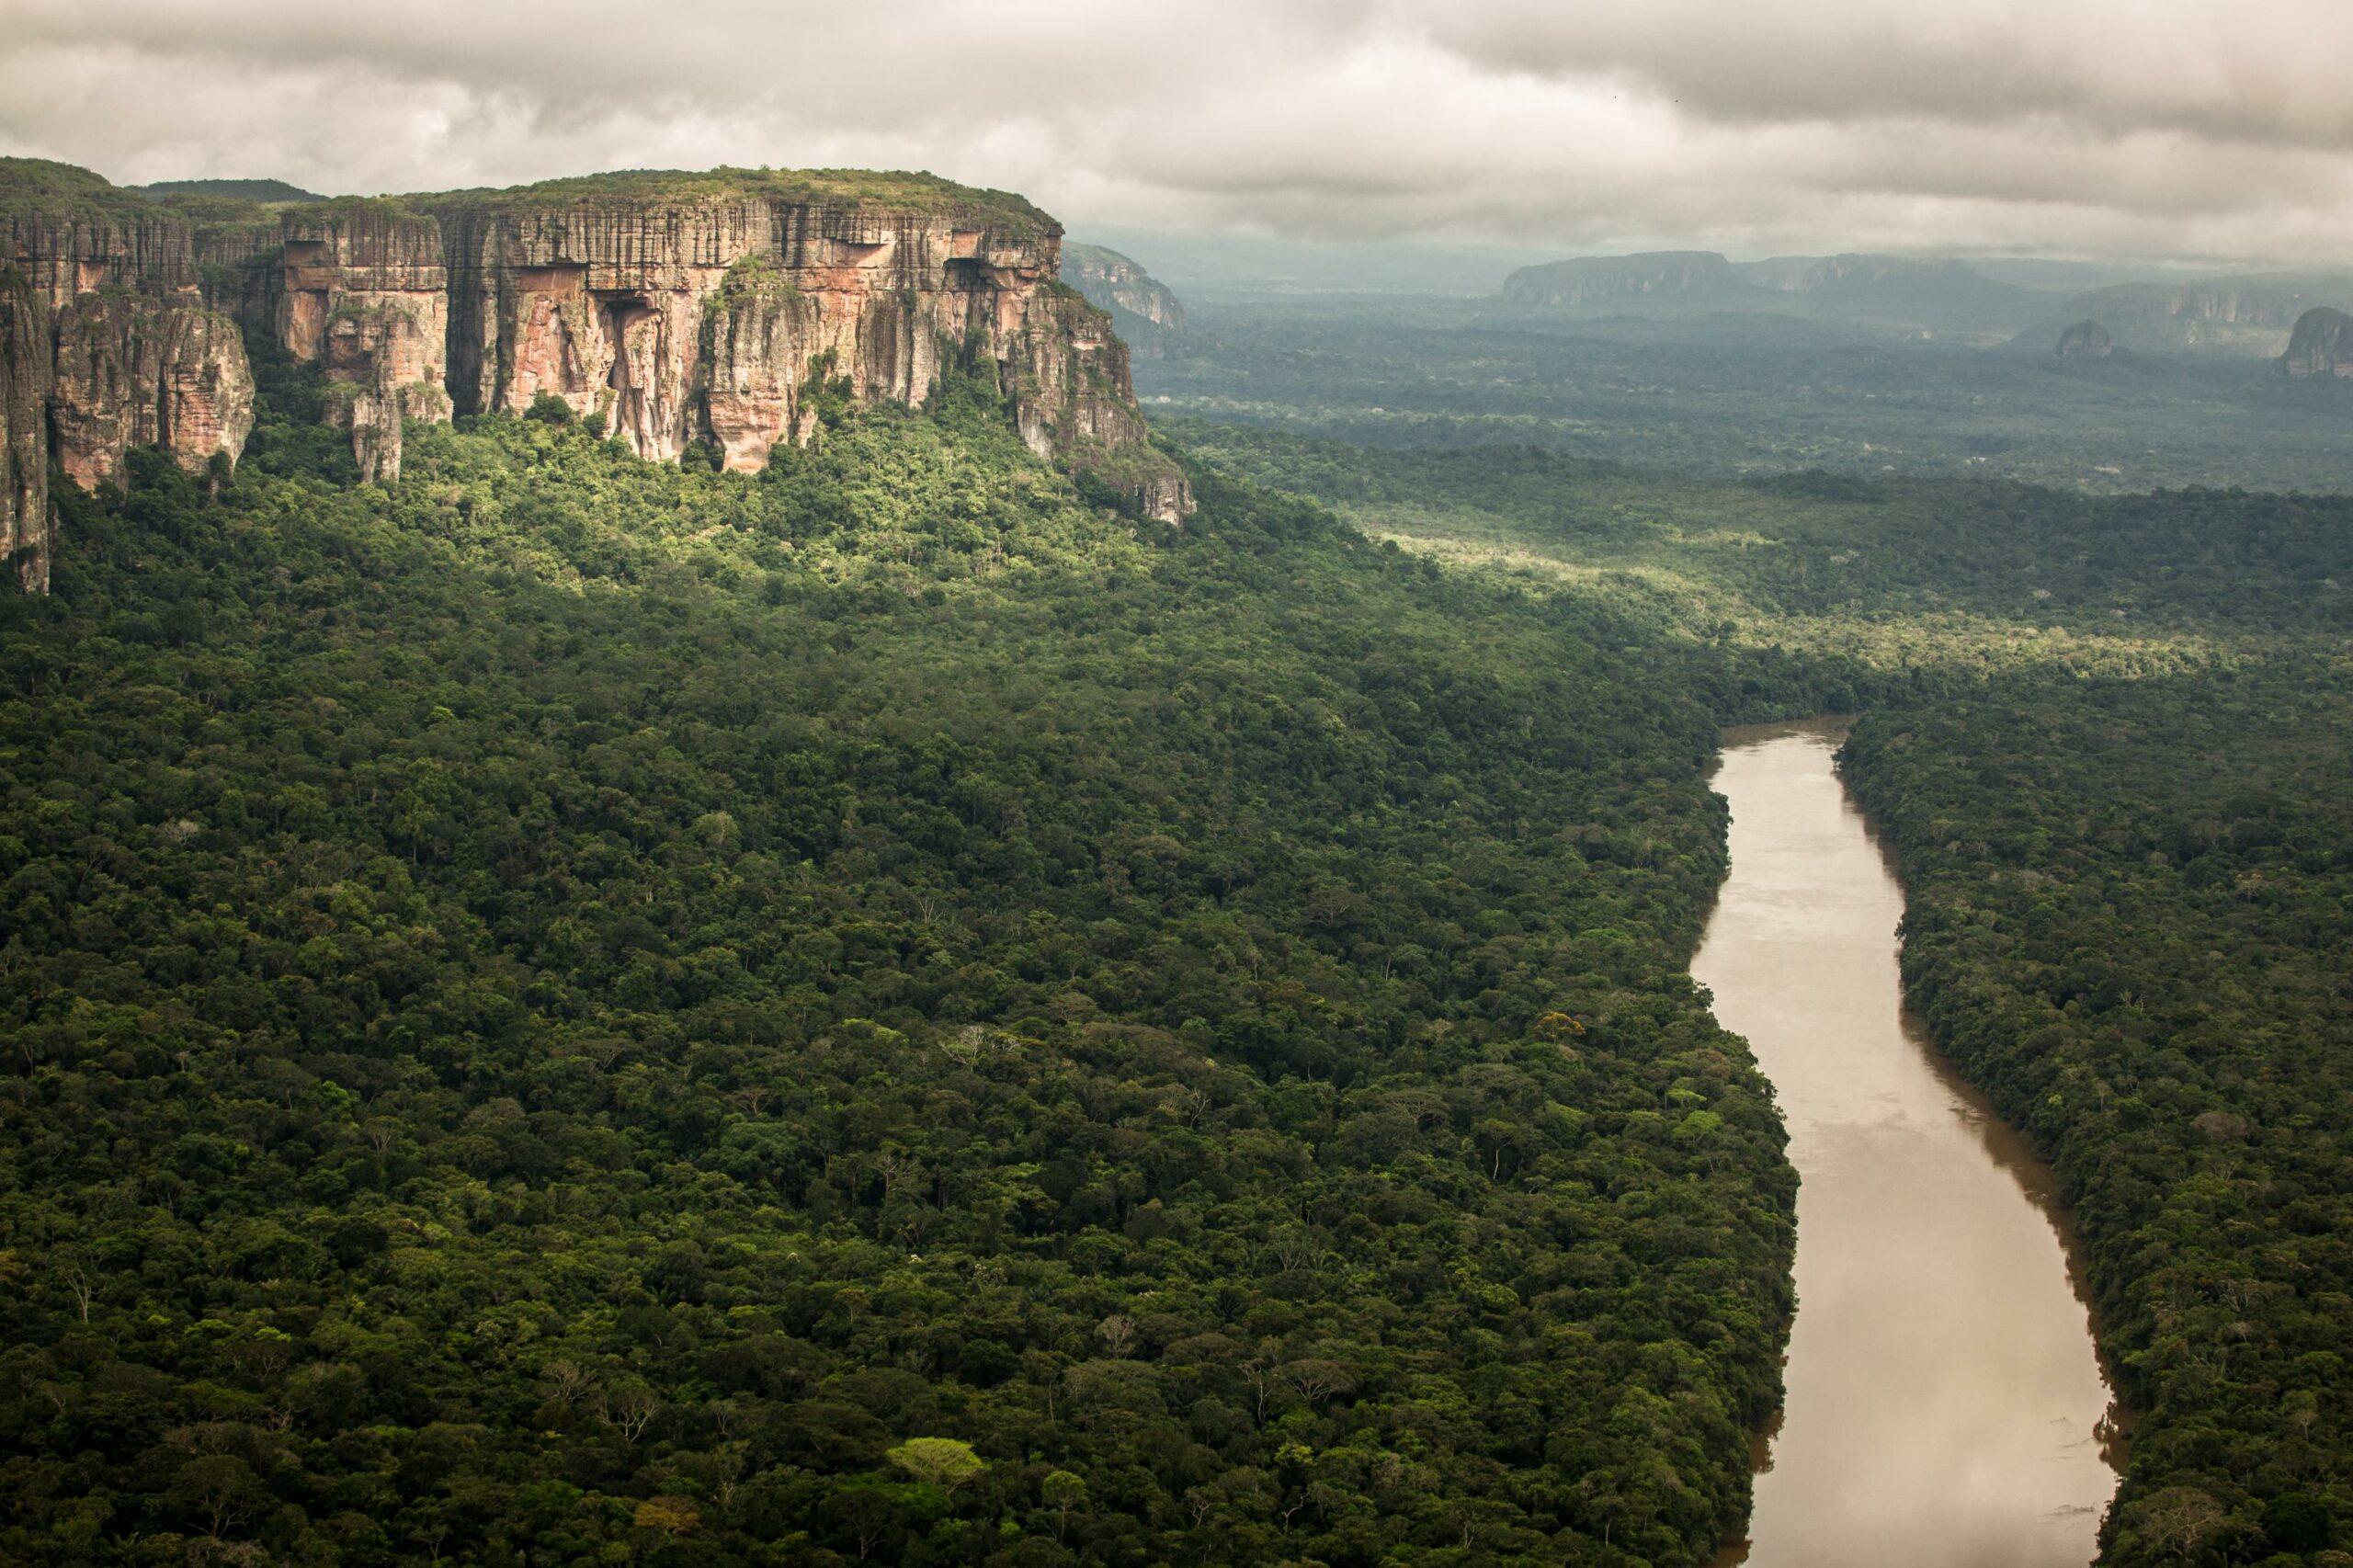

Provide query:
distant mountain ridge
left=1502, top=251, right=1754, bottom=310
left=2038, top=275, right=2353, bottom=357
left=1500, top=250, right=2040, bottom=338
left=1504, top=249, right=2353, bottom=359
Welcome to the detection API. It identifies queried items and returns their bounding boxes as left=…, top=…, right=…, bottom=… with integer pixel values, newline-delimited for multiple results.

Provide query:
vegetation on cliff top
left=2, top=159, right=1058, bottom=239
left=0, top=157, right=166, bottom=222
left=0, top=160, right=341, bottom=234
left=417, top=165, right=1058, bottom=231
left=130, top=178, right=328, bottom=204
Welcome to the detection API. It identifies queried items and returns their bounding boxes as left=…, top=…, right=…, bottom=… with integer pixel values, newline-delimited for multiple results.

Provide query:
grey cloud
left=1, top=0, right=2348, bottom=265
left=1413, top=0, right=2353, bottom=151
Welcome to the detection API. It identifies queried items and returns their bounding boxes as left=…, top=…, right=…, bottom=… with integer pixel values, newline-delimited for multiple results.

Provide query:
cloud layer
left=6, top=0, right=2351, bottom=264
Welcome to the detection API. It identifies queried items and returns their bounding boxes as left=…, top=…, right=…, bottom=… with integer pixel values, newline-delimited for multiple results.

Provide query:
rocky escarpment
left=2279, top=306, right=2353, bottom=378
left=412, top=172, right=1186, bottom=518
left=1, top=267, right=51, bottom=591
left=2047, top=317, right=2153, bottom=377
left=2054, top=276, right=2353, bottom=356
left=1060, top=243, right=1187, bottom=358
left=1062, top=244, right=1186, bottom=331
left=1, top=162, right=1192, bottom=590
left=48, top=294, right=255, bottom=489
left=276, top=206, right=452, bottom=482
left=1, top=158, right=263, bottom=590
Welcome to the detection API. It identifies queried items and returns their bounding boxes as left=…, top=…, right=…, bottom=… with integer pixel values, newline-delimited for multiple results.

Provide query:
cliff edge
left=1, top=161, right=1191, bottom=591
left=2, top=158, right=266, bottom=588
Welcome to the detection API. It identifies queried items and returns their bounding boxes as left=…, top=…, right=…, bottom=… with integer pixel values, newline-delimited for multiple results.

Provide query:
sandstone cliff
left=49, top=293, right=255, bottom=489
left=1060, top=243, right=1187, bottom=358
left=1, top=157, right=264, bottom=590
left=2279, top=306, right=2353, bottom=378
left=277, top=205, right=452, bottom=482
left=1, top=267, right=51, bottom=591
left=407, top=170, right=1187, bottom=519
left=1, top=160, right=1192, bottom=591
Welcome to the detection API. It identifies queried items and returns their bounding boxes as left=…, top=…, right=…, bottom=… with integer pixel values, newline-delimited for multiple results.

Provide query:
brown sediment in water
left=1699, top=719, right=2121, bottom=1568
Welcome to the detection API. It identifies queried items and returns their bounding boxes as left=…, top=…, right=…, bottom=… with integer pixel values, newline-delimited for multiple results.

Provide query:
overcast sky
left=6, top=0, right=2352, bottom=266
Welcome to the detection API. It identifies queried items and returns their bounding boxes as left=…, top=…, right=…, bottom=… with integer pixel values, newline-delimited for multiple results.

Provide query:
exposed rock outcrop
left=278, top=207, right=451, bottom=482
left=49, top=293, right=254, bottom=488
left=0, top=267, right=51, bottom=592
left=2279, top=306, right=2353, bottom=378
left=2054, top=277, right=2353, bottom=356
left=1004, top=289, right=1186, bottom=516
left=415, top=174, right=1188, bottom=518
left=2, top=157, right=267, bottom=590
left=1060, top=243, right=1187, bottom=357
left=1, top=160, right=1192, bottom=590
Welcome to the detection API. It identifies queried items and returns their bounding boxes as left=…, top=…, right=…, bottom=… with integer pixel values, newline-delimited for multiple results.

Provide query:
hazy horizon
left=7, top=0, right=2353, bottom=270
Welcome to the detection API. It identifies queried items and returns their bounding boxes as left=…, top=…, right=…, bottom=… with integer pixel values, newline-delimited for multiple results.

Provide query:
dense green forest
left=1174, top=413, right=2353, bottom=1565
left=1168, top=420, right=2351, bottom=674
left=0, top=372, right=1810, bottom=1564
left=1846, top=669, right=2353, bottom=1565
left=1170, top=423, right=2353, bottom=625
left=6, top=269, right=2352, bottom=1566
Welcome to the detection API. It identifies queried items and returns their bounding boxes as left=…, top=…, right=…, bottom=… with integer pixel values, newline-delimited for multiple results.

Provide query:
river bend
left=1697, top=720, right=2120, bottom=1568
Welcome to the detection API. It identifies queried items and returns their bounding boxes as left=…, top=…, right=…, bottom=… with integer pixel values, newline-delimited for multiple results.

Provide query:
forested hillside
left=0, top=371, right=1800, bottom=1564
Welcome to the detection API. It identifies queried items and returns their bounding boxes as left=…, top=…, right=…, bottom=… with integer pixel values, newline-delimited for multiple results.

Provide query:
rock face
left=414, top=176, right=1187, bottom=518
left=278, top=207, right=451, bottom=482
left=1062, top=244, right=1186, bottom=330
left=2279, top=306, right=2353, bottom=378
left=2055, top=320, right=2114, bottom=360
left=1, top=161, right=1193, bottom=590
left=1060, top=243, right=1187, bottom=357
left=49, top=294, right=255, bottom=489
left=0, top=267, right=51, bottom=592
left=2, top=157, right=266, bottom=590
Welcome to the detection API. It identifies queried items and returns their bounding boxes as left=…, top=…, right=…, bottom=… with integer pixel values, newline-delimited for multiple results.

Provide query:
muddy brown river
left=1697, top=720, right=2120, bottom=1568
